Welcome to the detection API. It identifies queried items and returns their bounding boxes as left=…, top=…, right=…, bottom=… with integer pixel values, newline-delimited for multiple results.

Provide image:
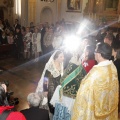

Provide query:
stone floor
left=0, top=57, right=45, bottom=111
left=0, top=57, right=120, bottom=119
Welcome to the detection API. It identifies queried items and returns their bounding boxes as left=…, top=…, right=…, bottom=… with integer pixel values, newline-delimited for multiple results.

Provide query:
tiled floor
left=0, top=57, right=45, bottom=111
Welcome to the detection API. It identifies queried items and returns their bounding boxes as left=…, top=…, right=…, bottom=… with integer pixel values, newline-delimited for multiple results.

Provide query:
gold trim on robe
left=72, top=61, right=118, bottom=120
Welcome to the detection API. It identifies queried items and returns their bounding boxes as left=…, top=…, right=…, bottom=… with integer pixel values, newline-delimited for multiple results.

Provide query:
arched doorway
left=40, top=7, right=53, bottom=24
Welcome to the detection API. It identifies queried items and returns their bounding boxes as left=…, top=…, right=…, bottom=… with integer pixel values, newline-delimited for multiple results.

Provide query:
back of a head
left=96, top=42, right=112, bottom=60
left=27, top=93, right=40, bottom=107
left=85, top=45, right=95, bottom=60
left=105, top=33, right=114, bottom=42
left=0, top=84, right=7, bottom=106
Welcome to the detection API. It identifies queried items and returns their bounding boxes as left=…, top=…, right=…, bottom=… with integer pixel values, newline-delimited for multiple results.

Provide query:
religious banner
left=67, top=0, right=81, bottom=12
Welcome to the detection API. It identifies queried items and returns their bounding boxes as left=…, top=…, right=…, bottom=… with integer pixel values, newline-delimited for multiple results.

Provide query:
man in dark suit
left=13, top=19, right=21, bottom=34
left=39, top=23, right=46, bottom=54
left=20, top=93, right=49, bottom=120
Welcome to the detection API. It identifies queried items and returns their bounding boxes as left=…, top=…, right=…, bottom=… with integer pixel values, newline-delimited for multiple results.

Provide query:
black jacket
left=114, top=59, right=120, bottom=83
left=20, top=107, right=50, bottom=120
left=0, top=36, right=8, bottom=44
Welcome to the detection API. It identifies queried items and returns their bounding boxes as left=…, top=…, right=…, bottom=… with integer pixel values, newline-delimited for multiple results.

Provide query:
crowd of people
left=0, top=18, right=67, bottom=61
left=0, top=18, right=120, bottom=120
left=35, top=23, right=120, bottom=120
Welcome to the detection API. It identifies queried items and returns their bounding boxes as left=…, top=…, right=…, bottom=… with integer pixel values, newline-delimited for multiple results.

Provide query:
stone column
left=28, top=0, right=36, bottom=26
left=117, top=0, right=120, bottom=14
left=56, top=0, right=62, bottom=21
left=20, top=0, right=29, bottom=26
left=88, top=0, right=95, bottom=13
left=113, top=0, right=118, bottom=8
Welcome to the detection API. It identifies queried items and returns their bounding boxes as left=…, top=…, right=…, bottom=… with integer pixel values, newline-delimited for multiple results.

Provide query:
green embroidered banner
left=60, top=63, right=86, bottom=98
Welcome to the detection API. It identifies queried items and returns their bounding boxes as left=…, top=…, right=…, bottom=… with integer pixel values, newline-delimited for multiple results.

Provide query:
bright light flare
left=63, top=35, right=80, bottom=52
left=76, top=20, right=92, bottom=38
left=76, top=22, right=87, bottom=35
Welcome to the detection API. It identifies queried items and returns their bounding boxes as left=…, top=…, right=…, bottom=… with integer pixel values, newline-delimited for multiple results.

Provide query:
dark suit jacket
left=14, top=24, right=21, bottom=33
left=0, top=36, right=8, bottom=44
left=40, top=27, right=45, bottom=52
left=114, top=59, right=120, bottom=83
left=20, top=107, right=50, bottom=120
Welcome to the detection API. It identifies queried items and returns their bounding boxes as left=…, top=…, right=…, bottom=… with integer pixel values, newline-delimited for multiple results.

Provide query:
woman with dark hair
left=60, top=45, right=96, bottom=99
left=14, top=27, right=24, bottom=59
left=36, top=50, right=64, bottom=114
left=50, top=45, right=96, bottom=120
left=0, top=84, right=26, bottom=120
left=81, top=45, right=96, bottom=72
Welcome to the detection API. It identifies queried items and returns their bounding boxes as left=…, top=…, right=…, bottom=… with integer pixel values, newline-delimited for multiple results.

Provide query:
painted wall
left=16, top=0, right=89, bottom=26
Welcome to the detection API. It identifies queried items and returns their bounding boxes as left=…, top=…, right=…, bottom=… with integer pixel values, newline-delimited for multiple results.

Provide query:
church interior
left=0, top=0, right=120, bottom=119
